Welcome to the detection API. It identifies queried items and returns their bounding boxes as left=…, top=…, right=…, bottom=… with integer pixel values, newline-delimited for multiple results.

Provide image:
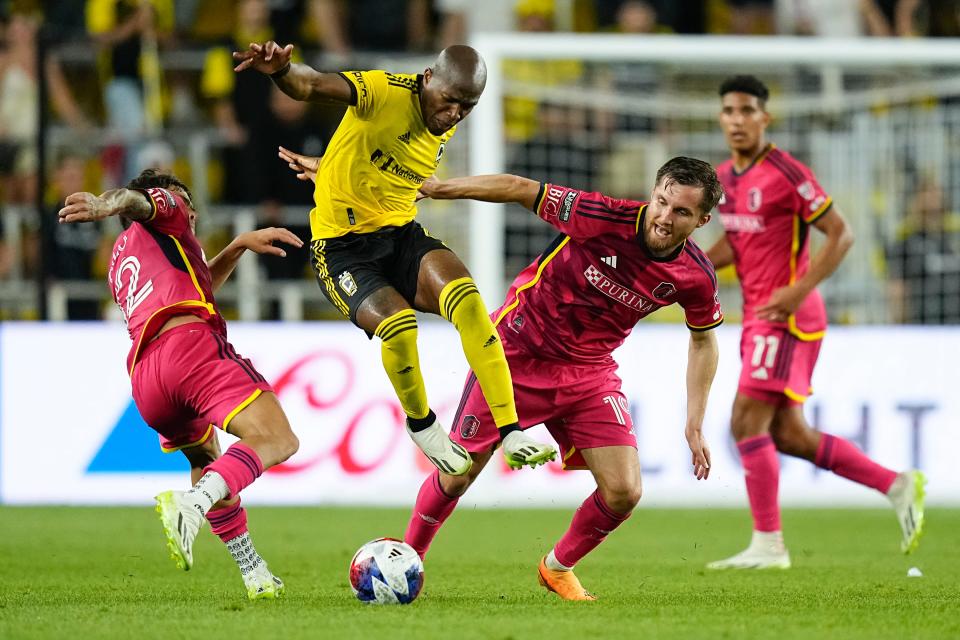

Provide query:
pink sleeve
left=533, top=183, right=642, bottom=242
left=136, top=187, right=190, bottom=236
left=680, top=248, right=724, bottom=331
left=792, top=164, right=833, bottom=224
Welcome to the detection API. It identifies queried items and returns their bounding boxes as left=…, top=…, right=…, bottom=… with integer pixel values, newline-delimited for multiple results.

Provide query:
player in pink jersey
left=706, top=76, right=925, bottom=570
left=403, top=157, right=723, bottom=600
left=58, top=169, right=302, bottom=599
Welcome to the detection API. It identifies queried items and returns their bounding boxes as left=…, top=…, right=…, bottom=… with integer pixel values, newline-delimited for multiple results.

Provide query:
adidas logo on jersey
left=397, top=131, right=411, bottom=144
left=601, top=255, right=618, bottom=268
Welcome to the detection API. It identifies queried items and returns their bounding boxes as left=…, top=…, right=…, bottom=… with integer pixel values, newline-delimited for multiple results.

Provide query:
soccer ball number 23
left=349, top=538, right=424, bottom=605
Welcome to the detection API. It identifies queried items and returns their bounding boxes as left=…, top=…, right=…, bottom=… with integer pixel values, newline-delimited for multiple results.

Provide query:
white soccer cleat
left=887, top=470, right=926, bottom=554
left=502, top=430, right=557, bottom=470
left=707, top=531, right=791, bottom=570
left=243, top=565, right=285, bottom=601
left=154, top=490, right=205, bottom=571
left=407, top=419, right=472, bottom=476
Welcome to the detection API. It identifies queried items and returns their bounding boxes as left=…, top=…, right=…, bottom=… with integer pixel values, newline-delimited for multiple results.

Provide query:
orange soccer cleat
left=537, top=557, right=597, bottom=601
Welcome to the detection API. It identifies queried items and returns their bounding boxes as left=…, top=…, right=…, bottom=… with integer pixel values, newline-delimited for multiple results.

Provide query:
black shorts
left=310, top=221, right=449, bottom=325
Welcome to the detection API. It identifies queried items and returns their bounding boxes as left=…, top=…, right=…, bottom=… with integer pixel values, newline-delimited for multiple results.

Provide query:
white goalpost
left=464, top=34, right=960, bottom=324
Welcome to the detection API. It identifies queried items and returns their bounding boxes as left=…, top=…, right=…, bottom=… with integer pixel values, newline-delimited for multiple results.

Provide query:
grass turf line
left=0, top=507, right=957, bottom=640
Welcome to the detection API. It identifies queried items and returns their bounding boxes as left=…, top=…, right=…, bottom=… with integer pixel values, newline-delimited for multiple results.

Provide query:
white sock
left=750, top=530, right=786, bottom=552
left=545, top=549, right=573, bottom=572
left=225, top=532, right=266, bottom=577
left=185, top=472, right=230, bottom=515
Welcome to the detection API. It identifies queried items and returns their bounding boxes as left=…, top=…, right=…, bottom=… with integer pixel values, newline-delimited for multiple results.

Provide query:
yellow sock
left=374, top=309, right=430, bottom=420
left=439, top=277, right=519, bottom=428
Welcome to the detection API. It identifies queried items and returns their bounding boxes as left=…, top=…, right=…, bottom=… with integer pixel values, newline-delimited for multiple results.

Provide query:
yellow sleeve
left=86, top=0, right=116, bottom=34
left=338, top=70, right=390, bottom=120
left=201, top=47, right=235, bottom=99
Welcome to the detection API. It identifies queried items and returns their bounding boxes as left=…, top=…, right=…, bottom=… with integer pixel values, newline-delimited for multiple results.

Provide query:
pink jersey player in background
left=403, top=156, right=723, bottom=600
left=58, top=169, right=302, bottom=599
left=705, top=76, right=925, bottom=570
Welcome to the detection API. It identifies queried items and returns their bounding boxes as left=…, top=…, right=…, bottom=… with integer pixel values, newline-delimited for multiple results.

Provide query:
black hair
left=655, top=156, right=724, bottom=215
left=122, top=169, right=194, bottom=229
left=719, top=75, right=770, bottom=107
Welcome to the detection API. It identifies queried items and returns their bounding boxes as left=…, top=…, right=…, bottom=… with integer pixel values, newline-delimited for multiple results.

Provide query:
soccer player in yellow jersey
left=233, top=41, right=556, bottom=475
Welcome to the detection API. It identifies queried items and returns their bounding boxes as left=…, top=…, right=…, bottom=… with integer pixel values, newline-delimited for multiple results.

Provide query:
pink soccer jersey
left=716, top=144, right=832, bottom=339
left=107, top=187, right=226, bottom=373
left=492, top=183, right=723, bottom=365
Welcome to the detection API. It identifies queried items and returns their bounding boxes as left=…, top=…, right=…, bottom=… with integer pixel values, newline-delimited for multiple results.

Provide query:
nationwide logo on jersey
left=601, top=255, right=618, bottom=268
left=397, top=130, right=411, bottom=144
left=460, top=415, right=480, bottom=439
left=583, top=265, right=655, bottom=313
left=339, top=271, right=358, bottom=296
left=747, top=187, right=763, bottom=212
left=652, top=281, right=676, bottom=299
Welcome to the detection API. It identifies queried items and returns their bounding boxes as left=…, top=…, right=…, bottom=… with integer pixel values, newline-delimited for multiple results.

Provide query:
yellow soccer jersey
left=310, top=70, right=456, bottom=239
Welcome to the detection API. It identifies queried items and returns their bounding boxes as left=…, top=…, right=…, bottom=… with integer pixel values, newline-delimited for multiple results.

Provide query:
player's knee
left=601, top=481, right=642, bottom=513
left=771, top=423, right=816, bottom=459
left=439, top=471, right=472, bottom=497
left=275, top=428, right=299, bottom=463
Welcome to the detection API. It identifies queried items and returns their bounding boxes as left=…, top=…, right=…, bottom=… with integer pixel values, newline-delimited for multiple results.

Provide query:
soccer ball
left=349, top=537, right=424, bottom=605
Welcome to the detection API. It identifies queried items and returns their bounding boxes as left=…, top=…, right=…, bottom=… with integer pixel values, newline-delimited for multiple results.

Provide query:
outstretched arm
left=57, top=189, right=152, bottom=225
left=207, top=228, right=304, bottom=292
left=232, top=41, right=354, bottom=104
left=685, top=329, right=718, bottom=481
left=418, top=174, right=541, bottom=210
left=706, top=234, right=735, bottom=270
left=757, top=206, right=854, bottom=321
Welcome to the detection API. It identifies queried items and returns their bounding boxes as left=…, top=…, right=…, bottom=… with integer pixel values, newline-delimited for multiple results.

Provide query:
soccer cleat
left=407, top=419, right=472, bottom=476
left=502, top=430, right=557, bottom=470
left=707, top=531, right=791, bottom=570
left=244, top=566, right=285, bottom=601
left=887, top=470, right=926, bottom=554
left=154, top=490, right=205, bottom=571
left=537, top=557, right=596, bottom=601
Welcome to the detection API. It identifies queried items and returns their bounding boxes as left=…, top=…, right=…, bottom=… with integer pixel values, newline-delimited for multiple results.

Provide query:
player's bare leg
left=539, top=446, right=640, bottom=601
left=155, top=392, right=298, bottom=575
left=357, top=287, right=472, bottom=476
left=180, top=437, right=286, bottom=600
left=771, top=406, right=925, bottom=554
left=415, top=249, right=556, bottom=469
left=404, top=450, right=493, bottom=559
left=707, top=393, right=790, bottom=570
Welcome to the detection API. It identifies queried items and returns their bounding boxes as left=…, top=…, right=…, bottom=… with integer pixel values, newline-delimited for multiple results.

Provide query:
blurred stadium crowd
left=1, top=0, right=958, bottom=322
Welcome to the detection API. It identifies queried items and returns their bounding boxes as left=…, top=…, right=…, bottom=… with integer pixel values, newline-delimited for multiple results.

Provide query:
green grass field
left=1, top=506, right=956, bottom=639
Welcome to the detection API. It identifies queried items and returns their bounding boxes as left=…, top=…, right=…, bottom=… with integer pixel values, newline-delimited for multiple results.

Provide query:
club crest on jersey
left=435, top=143, right=445, bottom=164
left=584, top=265, right=655, bottom=313
left=747, top=187, right=763, bottom=212
left=653, top=281, right=676, bottom=299
left=460, top=415, right=480, bottom=439
left=338, top=271, right=358, bottom=296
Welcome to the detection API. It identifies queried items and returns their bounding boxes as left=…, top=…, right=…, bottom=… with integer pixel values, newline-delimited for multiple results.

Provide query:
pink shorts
left=450, top=341, right=636, bottom=470
left=131, top=323, right=273, bottom=452
left=737, top=322, right=821, bottom=407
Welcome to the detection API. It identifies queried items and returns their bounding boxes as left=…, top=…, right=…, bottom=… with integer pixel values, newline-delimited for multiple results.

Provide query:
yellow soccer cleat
left=537, top=557, right=597, bottom=601
left=154, top=490, right=204, bottom=571
left=503, top=431, right=557, bottom=470
left=888, top=470, right=927, bottom=554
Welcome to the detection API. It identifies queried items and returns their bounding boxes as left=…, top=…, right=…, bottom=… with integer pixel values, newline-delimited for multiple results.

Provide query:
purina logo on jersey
left=584, top=265, right=655, bottom=313
left=747, top=187, right=763, bottom=212
left=601, top=255, right=618, bottom=268
left=652, top=281, right=676, bottom=300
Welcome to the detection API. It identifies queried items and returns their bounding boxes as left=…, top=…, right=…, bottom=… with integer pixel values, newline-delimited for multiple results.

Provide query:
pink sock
left=404, top=471, right=460, bottom=559
left=207, top=499, right=249, bottom=543
left=815, top=433, right=897, bottom=494
left=205, top=443, right=263, bottom=497
left=552, top=490, right=631, bottom=568
left=738, top=434, right=781, bottom=532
